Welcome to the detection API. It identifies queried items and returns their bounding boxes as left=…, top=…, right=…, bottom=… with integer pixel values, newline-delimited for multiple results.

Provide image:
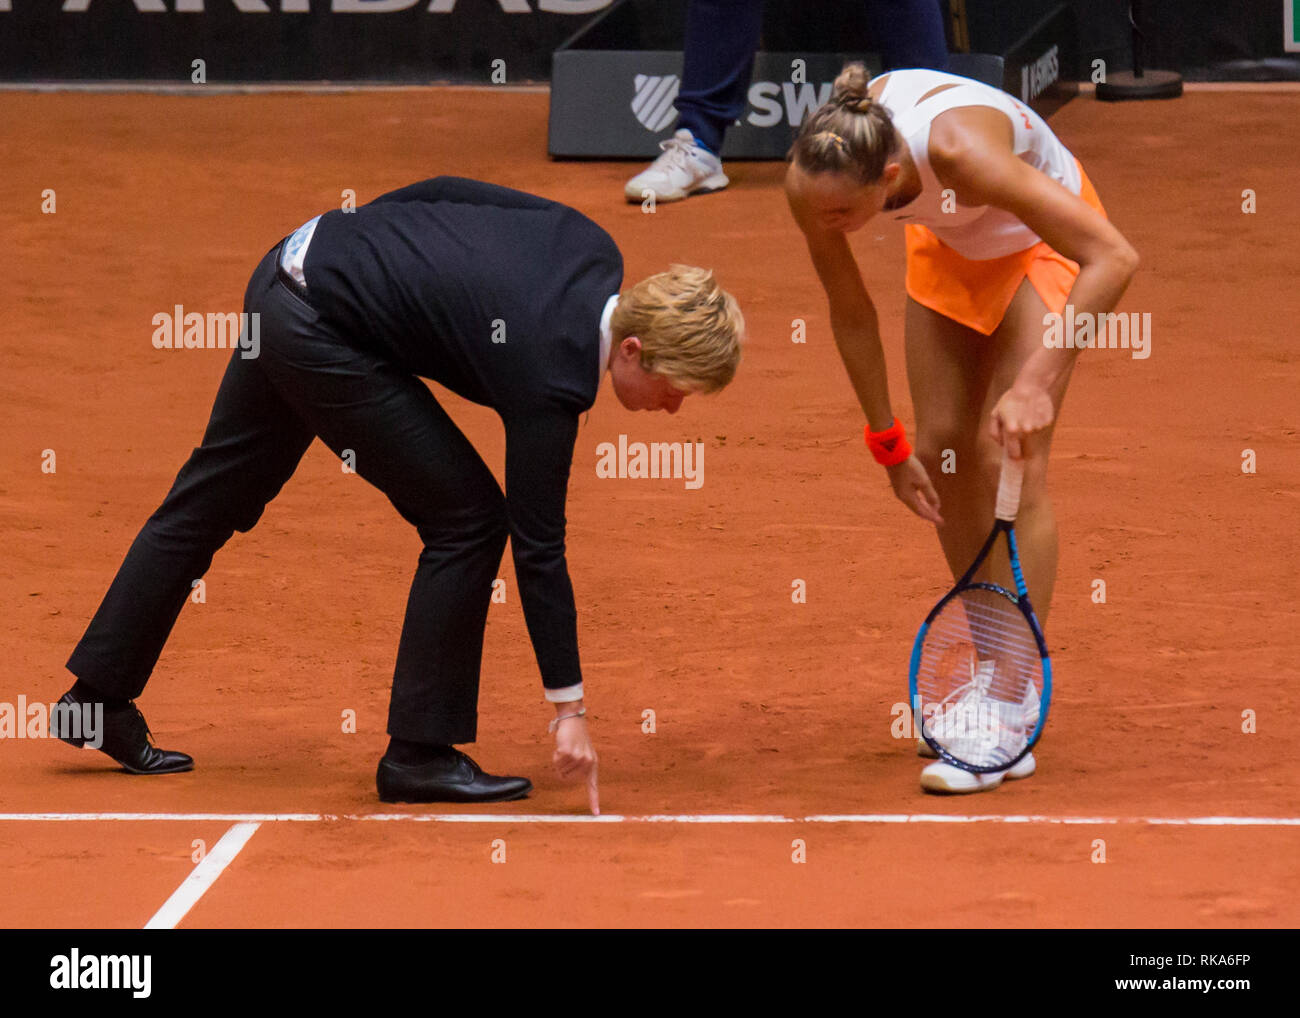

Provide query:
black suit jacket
left=303, top=176, right=624, bottom=693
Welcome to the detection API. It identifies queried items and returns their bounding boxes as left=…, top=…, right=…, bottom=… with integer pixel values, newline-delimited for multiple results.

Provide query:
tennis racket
left=908, top=450, right=1052, bottom=773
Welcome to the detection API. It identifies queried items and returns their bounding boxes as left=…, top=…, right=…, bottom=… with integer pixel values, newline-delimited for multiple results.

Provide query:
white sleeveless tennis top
left=873, top=68, right=1081, bottom=259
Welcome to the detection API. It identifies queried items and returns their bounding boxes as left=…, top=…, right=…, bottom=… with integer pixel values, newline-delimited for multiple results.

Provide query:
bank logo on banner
left=631, top=73, right=680, bottom=132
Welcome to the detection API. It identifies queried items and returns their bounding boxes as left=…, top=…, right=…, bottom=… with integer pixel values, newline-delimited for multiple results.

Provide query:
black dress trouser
left=67, top=244, right=508, bottom=745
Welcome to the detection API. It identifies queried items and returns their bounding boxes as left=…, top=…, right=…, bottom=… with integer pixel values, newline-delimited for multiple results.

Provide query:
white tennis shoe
left=920, top=751, right=1037, bottom=794
left=918, top=659, right=1038, bottom=793
left=624, top=129, right=729, bottom=203
left=917, top=659, right=995, bottom=758
left=917, top=663, right=1040, bottom=758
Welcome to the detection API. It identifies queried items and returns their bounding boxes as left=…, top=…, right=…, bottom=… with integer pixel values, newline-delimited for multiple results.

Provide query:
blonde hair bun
left=832, top=62, right=872, bottom=112
left=788, top=61, right=896, bottom=184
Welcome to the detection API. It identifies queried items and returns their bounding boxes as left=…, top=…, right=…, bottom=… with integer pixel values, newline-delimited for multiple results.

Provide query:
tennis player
left=60, top=176, right=744, bottom=813
left=784, top=66, right=1138, bottom=793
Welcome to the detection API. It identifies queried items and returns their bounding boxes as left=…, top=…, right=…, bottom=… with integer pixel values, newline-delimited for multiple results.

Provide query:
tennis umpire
left=58, top=176, right=744, bottom=812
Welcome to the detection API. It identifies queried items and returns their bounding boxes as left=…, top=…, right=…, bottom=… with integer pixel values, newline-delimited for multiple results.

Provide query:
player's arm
left=785, top=179, right=896, bottom=431
left=785, top=172, right=943, bottom=524
left=502, top=407, right=599, bottom=813
left=928, top=109, right=1139, bottom=452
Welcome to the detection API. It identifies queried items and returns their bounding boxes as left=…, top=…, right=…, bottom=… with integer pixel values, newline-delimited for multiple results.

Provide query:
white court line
left=2, top=812, right=1299, bottom=826
left=142, top=822, right=261, bottom=931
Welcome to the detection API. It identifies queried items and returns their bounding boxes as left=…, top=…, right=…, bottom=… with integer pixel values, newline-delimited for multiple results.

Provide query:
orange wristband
left=865, top=418, right=912, bottom=466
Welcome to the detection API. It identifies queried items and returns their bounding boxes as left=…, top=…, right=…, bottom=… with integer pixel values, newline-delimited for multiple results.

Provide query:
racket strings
left=915, top=588, right=1043, bottom=768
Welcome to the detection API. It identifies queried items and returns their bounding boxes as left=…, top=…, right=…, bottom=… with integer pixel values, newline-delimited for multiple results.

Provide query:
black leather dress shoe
left=376, top=748, right=532, bottom=804
left=56, top=691, right=194, bottom=775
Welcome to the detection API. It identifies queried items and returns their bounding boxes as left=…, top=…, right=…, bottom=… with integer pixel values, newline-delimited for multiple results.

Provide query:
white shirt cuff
left=544, top=683, right=584, bottom=703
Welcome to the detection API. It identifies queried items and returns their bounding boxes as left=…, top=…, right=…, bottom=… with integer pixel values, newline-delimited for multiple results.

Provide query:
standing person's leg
left=624, top=0, right=763, bottom=202
left=862, top=0, right=949, bottom=71
left=675, top=0, right=765, bottom=155
left=248, top=266, right=527, bottom=802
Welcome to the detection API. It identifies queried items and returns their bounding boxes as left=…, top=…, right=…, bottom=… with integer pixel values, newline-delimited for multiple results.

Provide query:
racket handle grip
left=996, top=451, right=1025, bottom=521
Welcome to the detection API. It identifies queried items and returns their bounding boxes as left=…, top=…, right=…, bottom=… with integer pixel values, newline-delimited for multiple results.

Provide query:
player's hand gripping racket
left=908, top=451, right=1052, bottom=772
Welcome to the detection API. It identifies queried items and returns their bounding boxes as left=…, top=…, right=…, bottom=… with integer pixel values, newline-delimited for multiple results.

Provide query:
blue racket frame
left=908, top=519, right=1053, bottom=774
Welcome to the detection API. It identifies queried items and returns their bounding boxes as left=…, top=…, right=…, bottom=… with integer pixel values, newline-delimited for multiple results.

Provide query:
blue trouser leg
left=863, top=0, right=949, bottom=71
left=673, top=0, right=765, bottom=155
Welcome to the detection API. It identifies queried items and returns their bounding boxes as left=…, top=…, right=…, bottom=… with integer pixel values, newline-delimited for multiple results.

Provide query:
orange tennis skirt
left=904, top=159, right=1107, bottom=336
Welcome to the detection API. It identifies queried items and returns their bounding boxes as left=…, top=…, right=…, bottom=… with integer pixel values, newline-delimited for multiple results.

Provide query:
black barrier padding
left=4, top=0, right=1296, bottom=84
left=0, top=2, right=598, bottom=84
left=1076, top=0, right=1300, bottom=80
left=557, top=0, right=687, bottom=51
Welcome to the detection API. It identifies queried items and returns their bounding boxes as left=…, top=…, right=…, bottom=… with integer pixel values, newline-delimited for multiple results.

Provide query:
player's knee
left=974, top=446, right=1003, bottom=492
left=978, top=447, right=1049, bottom=510
left=1017, top=458, right=1051, bottom=512
left=914, top=426, right=971, bottom=480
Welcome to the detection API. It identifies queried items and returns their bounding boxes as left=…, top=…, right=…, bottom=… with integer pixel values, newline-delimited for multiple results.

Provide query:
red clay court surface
left=2, top=86, right=1298, bottom=928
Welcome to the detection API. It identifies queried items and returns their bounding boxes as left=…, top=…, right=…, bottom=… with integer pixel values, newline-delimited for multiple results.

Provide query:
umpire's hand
left=552, top=702, right=599, bottom=815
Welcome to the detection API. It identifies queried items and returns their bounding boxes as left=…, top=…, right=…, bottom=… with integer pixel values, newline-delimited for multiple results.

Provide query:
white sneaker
left=918, top=664, right=1040, bottom=758
left=918, top=660, right=996, bottom=758
left=920, top=751, right=1036, bottom=794
left=624, top=129, right=729, bottom=203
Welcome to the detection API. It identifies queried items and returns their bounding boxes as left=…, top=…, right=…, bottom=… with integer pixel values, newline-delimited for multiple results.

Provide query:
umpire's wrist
left=548, top=701, right=587, bottom=734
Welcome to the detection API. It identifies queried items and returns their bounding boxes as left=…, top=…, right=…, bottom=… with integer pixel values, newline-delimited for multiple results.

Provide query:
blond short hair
left=611, top=265, right=743, bottom=393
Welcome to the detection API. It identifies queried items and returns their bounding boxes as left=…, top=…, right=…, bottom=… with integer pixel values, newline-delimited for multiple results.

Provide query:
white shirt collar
left=599, top=294, right=619, bottom=375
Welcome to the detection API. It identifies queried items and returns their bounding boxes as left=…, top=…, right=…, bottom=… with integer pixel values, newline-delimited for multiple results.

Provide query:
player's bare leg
left=981, top=277, right=1077, bottom=628
left=907, top=287, right=1062, bottom=788
left=904, top=297, right=1002, bottom=591
left=905, top=296, right=1004, bottom=773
